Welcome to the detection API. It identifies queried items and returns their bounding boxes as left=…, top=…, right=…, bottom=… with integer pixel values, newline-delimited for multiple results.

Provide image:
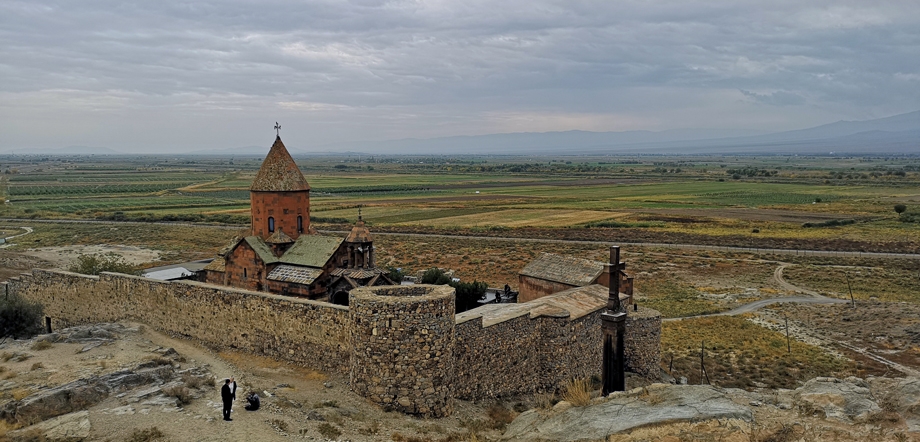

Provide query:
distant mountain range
left=3, top=110, right=918, bottom=156
left=298, top=110, right=920, bottom=156
left=2, top=145, right=123, bottom=155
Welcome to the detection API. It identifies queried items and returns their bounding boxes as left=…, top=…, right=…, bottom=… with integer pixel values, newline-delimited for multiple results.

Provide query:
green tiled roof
left=244, top=236, right=280, bottom=265
left=280, top=235, right=344, bottom=268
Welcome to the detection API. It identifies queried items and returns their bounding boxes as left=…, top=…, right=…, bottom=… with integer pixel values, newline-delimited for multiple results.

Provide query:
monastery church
left=201, top=135, right=396, bottom=303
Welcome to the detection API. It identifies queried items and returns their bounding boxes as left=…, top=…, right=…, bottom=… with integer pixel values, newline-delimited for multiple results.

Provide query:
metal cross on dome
left=274, top=122, right=281, bottom=136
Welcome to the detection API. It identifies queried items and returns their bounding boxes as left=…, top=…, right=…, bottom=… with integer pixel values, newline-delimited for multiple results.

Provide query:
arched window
left=297, top=216, right=303, bottom=233
left=268, top=217, right=275, bottom=233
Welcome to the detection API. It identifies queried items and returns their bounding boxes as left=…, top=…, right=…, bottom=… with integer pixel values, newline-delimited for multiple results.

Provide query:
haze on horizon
left=1, top=1, right=919, bottom=154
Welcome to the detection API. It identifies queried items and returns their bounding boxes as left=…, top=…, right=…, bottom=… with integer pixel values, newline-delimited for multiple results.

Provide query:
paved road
left=1, top=218, right=918, bottom=260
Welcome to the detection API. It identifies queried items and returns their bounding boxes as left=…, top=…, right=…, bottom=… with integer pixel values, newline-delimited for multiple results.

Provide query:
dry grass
left=126, top=427, right=165, bottom=442
left=161, top=385, right=191, bottom=405
left=562, top=378, right=593, bottom=406
left=4, top=428, right=47, bottom=442
left=0, top=420, right=21, bottom=438
left=218, top=350, right=327, bottom=381
left=181, top=372, right=214, bottom=389
left=11, top=388, right=31, bottom=401
left=316, top=422, right=341, bottom=439
left=29, top=341, right=53, bottom=351
left=662, top=316, right=847, bottom=389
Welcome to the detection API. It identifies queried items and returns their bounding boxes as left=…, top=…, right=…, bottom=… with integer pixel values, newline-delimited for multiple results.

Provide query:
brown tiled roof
left=266, top=265, right=323, bottom=285
left=265, top=228, right=294, bottom=244
left=330, top=268, right=382, bottom=279
left=345, top=219, right=373, bottom=243
left=457, top=284, right=633, bottom=327
left=203, top=257, right=226, bottom=272
left=519, top=253, right=605, bottom=287
left=250, top=136, right=310, bottom=192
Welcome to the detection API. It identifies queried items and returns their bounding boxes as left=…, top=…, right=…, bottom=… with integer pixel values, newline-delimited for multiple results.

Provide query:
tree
left=420, top=268, right=451, bottom=285
left=68, top=253, right=139, bottom=275
left=420, top=268, right=487, bottom=313
left=0, top=293, right=44, bottom=339
left=452, top=280, right=488, bottom=313
left=895, top=204, right=907, bottom=214
left=386, top=266, right=405, bottom=284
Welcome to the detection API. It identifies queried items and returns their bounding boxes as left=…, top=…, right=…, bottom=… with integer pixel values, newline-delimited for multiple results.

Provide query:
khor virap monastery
left=201, top=135, right=396, bottom=304
left=4, top=134, right=661, bottom=418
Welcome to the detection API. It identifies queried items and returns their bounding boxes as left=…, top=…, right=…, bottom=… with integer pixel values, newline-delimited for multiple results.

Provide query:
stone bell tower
left=250, top=132, right=311, bottom=240
left=344, top=211, right=374, bottom=269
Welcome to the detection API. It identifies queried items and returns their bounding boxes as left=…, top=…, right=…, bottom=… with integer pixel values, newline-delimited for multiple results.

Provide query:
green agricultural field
left=0, top=153, right=917, bottom=252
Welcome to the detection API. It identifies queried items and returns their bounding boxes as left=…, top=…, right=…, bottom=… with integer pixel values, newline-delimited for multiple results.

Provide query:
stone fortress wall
left=3, top=269, right=661, bottom=417
left=349, top=285, right=455, bottom=417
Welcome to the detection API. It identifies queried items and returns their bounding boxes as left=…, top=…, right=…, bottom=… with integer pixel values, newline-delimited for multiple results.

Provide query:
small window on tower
left=268, top=217, right=275, bottom=232
left=297, top=216, right=303, bottom=233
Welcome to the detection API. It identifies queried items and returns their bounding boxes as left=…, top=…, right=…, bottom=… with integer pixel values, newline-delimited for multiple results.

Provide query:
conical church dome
left=250, top=136, right=310, bottom=192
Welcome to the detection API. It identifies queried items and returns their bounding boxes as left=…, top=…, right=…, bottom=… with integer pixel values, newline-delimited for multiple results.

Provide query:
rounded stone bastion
left=349, top=285, right=455, bottom=417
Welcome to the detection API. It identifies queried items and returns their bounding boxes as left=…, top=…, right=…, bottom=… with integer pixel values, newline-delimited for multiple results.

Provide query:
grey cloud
left=1, top=0, right=919, bottom=151
left=740, top=90, right=807, bottom=106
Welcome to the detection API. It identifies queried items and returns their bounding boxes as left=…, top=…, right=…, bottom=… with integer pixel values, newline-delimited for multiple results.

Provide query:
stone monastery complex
left=4, top=135, right=662, bottom=418
left=202, top=135, right=396, bottom=303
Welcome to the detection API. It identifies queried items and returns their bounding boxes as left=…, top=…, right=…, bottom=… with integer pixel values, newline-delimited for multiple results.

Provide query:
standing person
left=221, top=379, right=234, bottom=421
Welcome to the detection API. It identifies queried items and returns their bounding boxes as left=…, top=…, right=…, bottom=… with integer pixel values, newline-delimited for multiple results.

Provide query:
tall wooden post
left=602, top=246, right=627, bottom=395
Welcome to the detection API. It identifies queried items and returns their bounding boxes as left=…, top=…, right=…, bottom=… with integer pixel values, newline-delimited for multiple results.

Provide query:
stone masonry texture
left=4, top=270, right=661, bottom=416
left=349, top=285, right=455, bottom=417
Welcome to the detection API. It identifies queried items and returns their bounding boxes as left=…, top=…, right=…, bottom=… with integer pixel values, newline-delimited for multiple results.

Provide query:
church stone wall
left=4, top=269, right=350, bottom=372
left=517, top=275, right=577, bottom=303
left=250, top=190, right=310, bottom=239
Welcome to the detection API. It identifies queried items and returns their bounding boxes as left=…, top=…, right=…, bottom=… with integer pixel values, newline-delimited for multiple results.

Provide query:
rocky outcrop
left=868, top=376, right=920, bottom=431
left=793, top=377, right=880, bottom=422
left=502, top=384, right=752, bottom=441
left=1, top=363, right=176, bottom=426
left=6, top=411, right=91, bottom=441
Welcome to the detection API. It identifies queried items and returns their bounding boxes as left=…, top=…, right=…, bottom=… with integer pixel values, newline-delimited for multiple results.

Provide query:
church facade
left=201, top=136, right=395, bottom=302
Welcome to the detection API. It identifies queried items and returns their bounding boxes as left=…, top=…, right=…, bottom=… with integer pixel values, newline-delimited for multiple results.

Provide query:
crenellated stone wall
left=4, top=271, right=662, bottom=416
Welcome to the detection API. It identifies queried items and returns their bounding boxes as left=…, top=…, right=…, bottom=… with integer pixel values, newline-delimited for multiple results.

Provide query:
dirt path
left=666, top=263, right=849, bottom=321
left=0, top=226, right=32, bottom=248
left=771, top=264, right=820, bottom=296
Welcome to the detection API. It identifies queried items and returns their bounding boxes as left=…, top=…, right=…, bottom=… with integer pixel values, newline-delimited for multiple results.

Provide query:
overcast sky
left=1, top=0, right=919, bottom=152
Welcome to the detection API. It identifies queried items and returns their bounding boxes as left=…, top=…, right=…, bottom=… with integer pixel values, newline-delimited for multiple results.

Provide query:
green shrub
left=386, top=266, right=405, bottom=283
left=68, top=253, right=139, bottom=275
left=0, top=293, right=44, bottom=339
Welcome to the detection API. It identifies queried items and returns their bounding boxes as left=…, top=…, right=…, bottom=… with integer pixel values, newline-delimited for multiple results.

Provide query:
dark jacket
left=221, top=383, right=233, bottom=403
